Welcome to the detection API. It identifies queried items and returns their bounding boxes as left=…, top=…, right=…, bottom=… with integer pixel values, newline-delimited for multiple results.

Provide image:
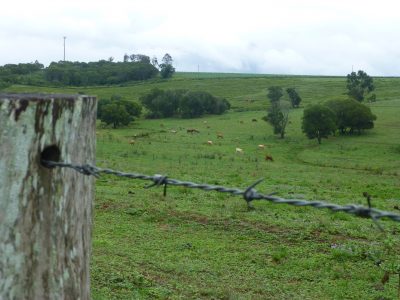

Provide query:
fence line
left=42, top=160, right=400, bottom=224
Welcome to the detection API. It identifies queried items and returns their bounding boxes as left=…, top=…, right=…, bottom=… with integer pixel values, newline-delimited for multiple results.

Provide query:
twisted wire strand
left=41, top=160, right=400, bottom=223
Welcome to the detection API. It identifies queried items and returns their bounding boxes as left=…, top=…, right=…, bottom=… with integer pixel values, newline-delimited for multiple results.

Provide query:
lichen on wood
left=0, top=94, right=96, bottom=300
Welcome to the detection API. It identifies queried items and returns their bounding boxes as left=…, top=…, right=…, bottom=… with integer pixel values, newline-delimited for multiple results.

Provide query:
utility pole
left=63, top=36, right=66, bottom=61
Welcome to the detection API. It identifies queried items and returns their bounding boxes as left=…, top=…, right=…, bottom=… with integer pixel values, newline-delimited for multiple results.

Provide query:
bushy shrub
left=140, top=89, right=230, bottom=119
left=97, top=96, right=142, bottom=128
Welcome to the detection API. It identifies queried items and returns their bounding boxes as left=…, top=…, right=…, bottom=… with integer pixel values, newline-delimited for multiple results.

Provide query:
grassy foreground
left=7, top=73, right=400, bottom=299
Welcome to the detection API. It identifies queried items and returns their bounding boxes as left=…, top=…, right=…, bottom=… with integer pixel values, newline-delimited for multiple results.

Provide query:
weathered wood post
left=0, top=94, right=97, bottom=300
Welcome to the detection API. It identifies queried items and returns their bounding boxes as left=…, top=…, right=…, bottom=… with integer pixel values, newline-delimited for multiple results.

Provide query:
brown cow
left=265, top=154, right=274, bottom=161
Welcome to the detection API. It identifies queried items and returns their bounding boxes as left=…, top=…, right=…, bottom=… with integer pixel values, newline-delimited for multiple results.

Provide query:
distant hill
left=4, top=72, right=400, bottom=114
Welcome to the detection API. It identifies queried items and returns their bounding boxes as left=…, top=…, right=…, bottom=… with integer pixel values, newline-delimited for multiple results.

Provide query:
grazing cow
left=265, top=154, right=274, bottom=161
left=129, top=139, right=135, bottom=145
left=236, top=147, right=244, bottom=154
left=258, top=144, right=265, bottom=150
left=170, top=130, right=177, bottom=134
left=187, top=128, right=200, bottom=134
left=252, top=118, right=258, bottom=122
left=207, top=140, right=213, bottom=145
left=217, top=133, right=224, bottom=139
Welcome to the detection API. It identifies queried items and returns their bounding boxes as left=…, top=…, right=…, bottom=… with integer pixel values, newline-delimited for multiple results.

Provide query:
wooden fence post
left=0, top=93, right=97, bottom=300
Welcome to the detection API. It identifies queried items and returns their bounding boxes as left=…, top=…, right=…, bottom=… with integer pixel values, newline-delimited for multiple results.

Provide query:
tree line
left=0, top=53, right=175, bottom=88
left=45, top=60, right=158, bottom=86
left=0, top=61, right=44, bottom=88
left=264, top=70, right=377, bottom=143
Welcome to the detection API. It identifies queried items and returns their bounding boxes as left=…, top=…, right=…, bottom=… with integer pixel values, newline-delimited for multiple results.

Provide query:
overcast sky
left=1, top=0, right=399, bottom=76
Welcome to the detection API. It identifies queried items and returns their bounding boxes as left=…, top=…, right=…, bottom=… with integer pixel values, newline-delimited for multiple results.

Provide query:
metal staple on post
left=42, top=160, right=400, bottom=224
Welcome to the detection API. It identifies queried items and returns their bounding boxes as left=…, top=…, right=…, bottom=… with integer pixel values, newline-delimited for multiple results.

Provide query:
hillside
left=5, top=73, right=400, bottom=299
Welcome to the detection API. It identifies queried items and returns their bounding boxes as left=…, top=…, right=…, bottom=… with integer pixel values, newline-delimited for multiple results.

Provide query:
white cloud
left=0, top=0, right=399, bottom=75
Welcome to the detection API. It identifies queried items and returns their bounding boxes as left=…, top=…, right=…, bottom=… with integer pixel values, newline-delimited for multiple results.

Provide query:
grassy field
left=6, top=73, right=400, bottom=299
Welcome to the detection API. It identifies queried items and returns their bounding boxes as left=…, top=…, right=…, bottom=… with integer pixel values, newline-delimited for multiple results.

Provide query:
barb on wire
left=145, top=174, right=168, bottom=196
left=41, top=160, right=400, bottom=224
left=363, top=192, right=384, bottom=232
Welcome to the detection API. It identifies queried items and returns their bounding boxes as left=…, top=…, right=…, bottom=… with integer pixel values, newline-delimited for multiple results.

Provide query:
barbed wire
left=41, top=160, right=400, bottom=224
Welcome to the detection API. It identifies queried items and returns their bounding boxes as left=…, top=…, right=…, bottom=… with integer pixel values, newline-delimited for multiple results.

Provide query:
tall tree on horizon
left=159, top=53, right=175, bottom=79
left=346, top=70, right=375, bottom=102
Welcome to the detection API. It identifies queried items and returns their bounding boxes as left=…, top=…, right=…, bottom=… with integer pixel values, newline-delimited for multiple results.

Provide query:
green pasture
left=8, top=72, right=399, bottom=110
left=6, top=73, right=400, bottom=299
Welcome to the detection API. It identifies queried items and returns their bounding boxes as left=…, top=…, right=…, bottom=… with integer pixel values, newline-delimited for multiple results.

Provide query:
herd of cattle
left=128, top=121, right=274, bottom=161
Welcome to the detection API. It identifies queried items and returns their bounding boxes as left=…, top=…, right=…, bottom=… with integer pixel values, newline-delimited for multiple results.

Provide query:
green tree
left=180, top=93, right=204, bottom=118
left=98, top=96, right=142, bottom=128
left=302, top=104, right=336, bottom=144
left=263, top=100, right=290, bottom=138
left=139, top=88, right=230, bottom=119
left=160, top=64, right=175, bottom=79
left=159, top=53, right=175, bottom=79
left=121, top=100, right=142, bottom=117
left=100, top=103, right=131, bottom=128
left=161, top=53, right=173, bottom=65
left=346, top=70, right=375, bottom=102
left=178, top=91, right=230, bottom=118
left=286, top=87, right=302, bottom=108
left=267, top=86, right=283, bottom=103
left=326, top=99, right=377, bottom=134
left=139, top=88, right=180, bottom=118
left=346, top=103, right=376, bottom=133
left=44, top=59, right=158, bottom=86
left=264, top=86, right=290, bottom=138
